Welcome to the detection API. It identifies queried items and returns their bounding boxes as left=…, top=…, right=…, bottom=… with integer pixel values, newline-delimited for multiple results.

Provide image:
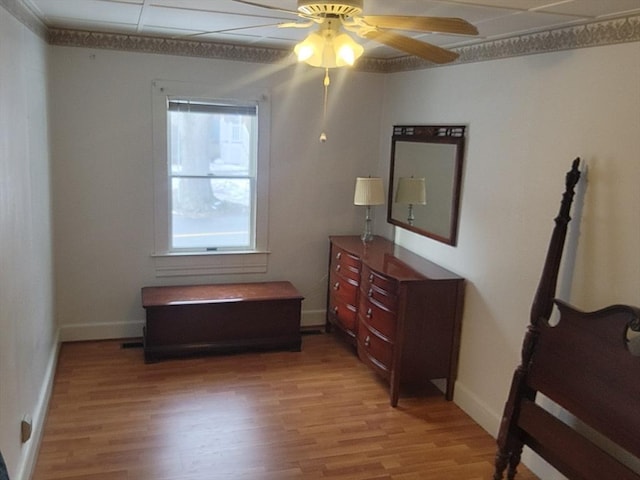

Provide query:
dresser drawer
left=329, top=270, right=358, bottom=305
left=360, top=282, right=398, bottom=313
left=361, top=267, right=398, bottom=311
left=328, top=296, right=358, bottom=335
left=330, top=256, right=360, bottom=283
left=357, top=322, right=393, bottom=377
left=331, top=245, right=361, bottom=276
left=362, top=265, right=398, bottom=295
left=359, top=296, right=396, bottom=340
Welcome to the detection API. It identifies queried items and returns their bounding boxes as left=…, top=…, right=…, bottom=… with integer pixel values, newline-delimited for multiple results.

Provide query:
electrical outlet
left=21, top=415, right=32, bottom=443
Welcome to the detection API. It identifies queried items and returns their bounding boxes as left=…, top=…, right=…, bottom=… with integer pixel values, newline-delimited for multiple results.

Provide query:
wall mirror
left=388, top=125, right=466, bottom=246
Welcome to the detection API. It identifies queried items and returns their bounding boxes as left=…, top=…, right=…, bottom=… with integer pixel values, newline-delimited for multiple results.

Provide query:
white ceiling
left=25, top=0, right=640, bottom=59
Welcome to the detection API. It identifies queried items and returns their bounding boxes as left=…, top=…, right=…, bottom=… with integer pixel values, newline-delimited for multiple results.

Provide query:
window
left=152, top=81, right=270, bottom=276
left=168, top=100, right=256, bottom=251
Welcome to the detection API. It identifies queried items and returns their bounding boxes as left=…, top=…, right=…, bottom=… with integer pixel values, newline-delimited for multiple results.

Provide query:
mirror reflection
left=388, top=126, right=466, bottom=246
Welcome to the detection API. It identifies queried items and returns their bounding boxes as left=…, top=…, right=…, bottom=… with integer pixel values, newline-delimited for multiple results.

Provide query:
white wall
left=378, top=42, right=640, bottom=478
left=48, top=47, right=385, bottom=340
left=0, top=6, right=56, bottom=480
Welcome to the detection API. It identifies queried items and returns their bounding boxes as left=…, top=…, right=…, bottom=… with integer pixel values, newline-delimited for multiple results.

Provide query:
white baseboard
left=453, top=380, right=502, bottom=438
left=15, top=330, right=61, bottom=480
left=59, top=321, right=145, bottom=342
left=301, top=309, right=325, bottom=328
left=454, top=380, right=567, bottom=479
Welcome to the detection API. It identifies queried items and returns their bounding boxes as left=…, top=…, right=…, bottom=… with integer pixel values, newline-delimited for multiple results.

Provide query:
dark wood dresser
left=326, top=235, right=465, bottom=406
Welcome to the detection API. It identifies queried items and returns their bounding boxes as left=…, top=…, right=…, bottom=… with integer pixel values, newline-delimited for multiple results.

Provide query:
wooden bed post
left=493, top=158, right=581, bottom=480
left=530, top=157, right=581, bottom=327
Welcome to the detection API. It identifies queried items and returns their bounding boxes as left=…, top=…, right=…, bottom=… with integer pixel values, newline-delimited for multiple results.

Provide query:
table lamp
left=354, top=177, right=385, bottom=242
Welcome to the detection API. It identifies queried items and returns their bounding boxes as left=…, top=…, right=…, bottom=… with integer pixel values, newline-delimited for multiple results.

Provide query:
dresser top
left=330, top=235, right=463, bottom=282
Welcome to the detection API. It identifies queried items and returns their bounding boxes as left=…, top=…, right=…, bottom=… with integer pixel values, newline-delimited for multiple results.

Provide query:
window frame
left=151, top=80, right=270, bottom=276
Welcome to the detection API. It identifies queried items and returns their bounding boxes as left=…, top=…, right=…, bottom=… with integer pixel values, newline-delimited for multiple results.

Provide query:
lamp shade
left=294, top=32, right=325, bottom=64
left=354, top=177, right=385, bottom=206
left=333, top=33, right=364, bottom=66
left=295, top=20, right=364, bottom=68
left=395, top=177, right=427, bottom=205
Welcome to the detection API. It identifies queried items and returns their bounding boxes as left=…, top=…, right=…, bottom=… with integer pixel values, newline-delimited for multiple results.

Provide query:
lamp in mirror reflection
left=354, top=177, right=385, bottom=242
left=395, top=177, right=426, bottom=226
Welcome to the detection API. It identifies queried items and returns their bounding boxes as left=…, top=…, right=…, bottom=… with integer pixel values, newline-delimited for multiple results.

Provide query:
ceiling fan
left=232, top=0, right=479, bottom=64
left=230, top=1, right=478, bottom=142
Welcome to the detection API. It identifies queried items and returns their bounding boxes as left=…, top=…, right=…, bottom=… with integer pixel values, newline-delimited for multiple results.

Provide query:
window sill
left=152, top=251, right=269, bottom=277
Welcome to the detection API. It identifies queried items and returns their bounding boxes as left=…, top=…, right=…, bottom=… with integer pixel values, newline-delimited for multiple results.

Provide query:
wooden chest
left=141, top=281, right=303, bottom=362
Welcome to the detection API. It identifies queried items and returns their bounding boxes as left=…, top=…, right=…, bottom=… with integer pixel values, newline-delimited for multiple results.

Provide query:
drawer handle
left=369, top=274, right=374, bottom=283
left=336, top=252, right=342, bottom=260
left=335, top=264, right=341, bottom=272
left=332, top=306, right=339, bottom=314
left=366, top=308, right=372, bottom=319
left=364, top=335, right=371, bottom=347
left=333, top=282, right=340, bottom=291
left=368, top=288, right=373, bottom=298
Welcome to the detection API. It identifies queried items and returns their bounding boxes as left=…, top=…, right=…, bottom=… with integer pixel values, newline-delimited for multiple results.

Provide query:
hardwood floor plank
left=33, top=334, right=538, bottom=479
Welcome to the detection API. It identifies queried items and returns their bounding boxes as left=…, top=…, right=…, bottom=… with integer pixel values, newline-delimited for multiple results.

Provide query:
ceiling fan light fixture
left=294, top=20, right=363, bottom=68
left=297, top=0, right=363, bottom=17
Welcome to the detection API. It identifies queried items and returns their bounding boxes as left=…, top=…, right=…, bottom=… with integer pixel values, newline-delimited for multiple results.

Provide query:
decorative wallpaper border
left=386, top=14, right=640, bottom=72
left=47, top=28, right=293, bottom=65
left=4, top=0, right=639, bottom=73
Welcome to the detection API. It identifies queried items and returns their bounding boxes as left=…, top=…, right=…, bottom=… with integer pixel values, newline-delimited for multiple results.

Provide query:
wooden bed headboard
left=493, top=159, right=640, bottom=480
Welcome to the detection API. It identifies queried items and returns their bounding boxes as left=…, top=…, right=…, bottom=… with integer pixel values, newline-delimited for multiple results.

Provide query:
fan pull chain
left=320, top=68, right=330, bottom=143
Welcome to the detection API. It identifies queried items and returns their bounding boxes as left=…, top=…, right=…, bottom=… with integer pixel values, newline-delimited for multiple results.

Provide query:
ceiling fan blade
left=362, top=16, right=478, bottom=36
left=362, top=30, right=459, bottom=64
left=231, top=0, right=298, bottom=16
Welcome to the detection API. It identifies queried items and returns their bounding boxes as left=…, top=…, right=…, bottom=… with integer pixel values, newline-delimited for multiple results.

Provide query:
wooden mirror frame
left=387, top=125, right=466, bottom=246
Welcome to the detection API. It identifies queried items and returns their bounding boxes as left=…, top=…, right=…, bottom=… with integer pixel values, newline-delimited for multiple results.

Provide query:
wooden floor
left=33, top=333, right=538, bottom=480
